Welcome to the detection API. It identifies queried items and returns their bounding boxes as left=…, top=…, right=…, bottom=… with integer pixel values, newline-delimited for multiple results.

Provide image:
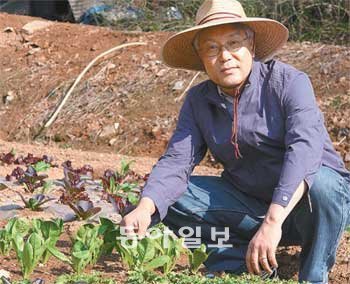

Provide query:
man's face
left=196, top=24, right=254, bottom=94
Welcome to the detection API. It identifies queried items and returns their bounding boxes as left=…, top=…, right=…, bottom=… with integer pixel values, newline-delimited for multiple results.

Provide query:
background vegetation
left=102, top=0, right=349, bottom=45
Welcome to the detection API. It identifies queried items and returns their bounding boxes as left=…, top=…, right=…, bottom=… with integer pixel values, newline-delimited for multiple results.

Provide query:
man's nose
left=218, top=46, right=233, bottom=61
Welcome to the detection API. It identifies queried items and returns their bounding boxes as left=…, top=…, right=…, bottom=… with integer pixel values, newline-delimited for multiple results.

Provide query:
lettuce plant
left=100, top=160, right=146, bottom=216
left=70, top=224, right=103, bottom=274
left=59, top=161, right=94, bottom=204
left=0, top=149, right=16, bottom=165
left=15, top=153, right=56, bottom=167
left=115, top=224, right=187, bottom=275
left=19, top=166, right=48, bottom=193
left=62, top=161, right=93, bottom=179
left=32, top=161, right=51, bottom=173
left=0, top=229, right=12, bottom=256
left=0, top=149, right=56, bottom=168
left=31, top=219, right=64, bottom=263
left=188, top=244, right=209, bottom=273
left=98, top=217, right=120, bottom=255
left=6, top=167, right=25, bottom=182
left=18, top=193, right=55, bottom=211
left=12, top=232, right=46, bottom=279
left=65, top=200, right=101, bottom=220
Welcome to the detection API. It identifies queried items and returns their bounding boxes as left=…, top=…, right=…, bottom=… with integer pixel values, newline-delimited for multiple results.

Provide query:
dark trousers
left=163, top=166, right=350, bottom=284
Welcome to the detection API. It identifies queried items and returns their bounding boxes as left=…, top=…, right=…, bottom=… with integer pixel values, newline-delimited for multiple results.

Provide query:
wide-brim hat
left=161, top=0, right=289, bottom=71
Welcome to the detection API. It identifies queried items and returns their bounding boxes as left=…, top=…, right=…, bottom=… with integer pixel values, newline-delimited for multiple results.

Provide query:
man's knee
left=308, top=166, right=348, bottom=207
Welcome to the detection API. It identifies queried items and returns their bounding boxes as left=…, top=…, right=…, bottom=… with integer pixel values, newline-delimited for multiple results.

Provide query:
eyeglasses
left=197, top=37, right=249, bottom=58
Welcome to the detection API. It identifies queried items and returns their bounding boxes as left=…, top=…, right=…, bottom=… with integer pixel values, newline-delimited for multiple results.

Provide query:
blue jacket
left=142, top=59, right=350, bottom=220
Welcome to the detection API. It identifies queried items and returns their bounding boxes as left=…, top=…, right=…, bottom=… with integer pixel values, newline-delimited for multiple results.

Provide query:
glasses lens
left=202, top=43, right=219, bottom=57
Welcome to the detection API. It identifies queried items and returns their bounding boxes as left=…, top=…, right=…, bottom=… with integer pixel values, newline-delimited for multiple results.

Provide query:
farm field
left=0, top=12, right=349, bottom=284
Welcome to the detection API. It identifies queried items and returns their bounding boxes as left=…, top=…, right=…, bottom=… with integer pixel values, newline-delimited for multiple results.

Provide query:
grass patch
left=55, top=272, right=115, bottom=284
left=127, top=270, right=301, bottom=284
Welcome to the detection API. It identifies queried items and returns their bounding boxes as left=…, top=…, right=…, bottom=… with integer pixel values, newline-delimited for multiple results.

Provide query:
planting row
left=0, top=217, right=209, bottom=283
left=0, top=217, right=303, bottom=284
left=1, top=149, right=148, bottom=219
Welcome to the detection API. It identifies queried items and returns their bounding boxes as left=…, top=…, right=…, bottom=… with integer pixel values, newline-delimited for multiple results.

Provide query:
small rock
left=106, top=62, right=116, bottom=70
left=35, top=61, right=45, bottom=67
left=90, top=44, right=99, bottom=51
left=27, top=47, right=41, bottom=56
left=3, top=27, right=15, bottom=33
left=21, top=20, right=53, bottom=35
left=144, top=52, right=156, bottom=60
left=114, top=122, right=120, bottom=130
left=156, top=69, right=167, bottom=77
left=339, top=77, right=346, bottom=84
left=99, top=125, right=116, bottom=138
left=109, top=138, right=117, bottom=146
left=152, top=125, right=162, bottom=138
left=3, top=91, right=15, bottom=104
left=172, top=80, right=185, bottom=91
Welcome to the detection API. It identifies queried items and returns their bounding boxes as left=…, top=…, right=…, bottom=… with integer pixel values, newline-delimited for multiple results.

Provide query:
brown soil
left=0, top=12, right=349, bottom=284
left=0, top=139, right=349, bottom=283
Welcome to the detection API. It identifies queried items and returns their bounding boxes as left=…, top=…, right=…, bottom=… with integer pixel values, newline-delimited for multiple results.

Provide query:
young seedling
left=59, top=162, right=92, bottom=202
left=66, top=200, right=101, bottom=220
left=59, top=174, right=85, bottom=204
left=12, top=231, right=46, bottom=279
left=55, top=272, right=114, bottom=284
left=0, top=150, right=57, bottom=168
left=98, top=217, right=120, bottom=255
left=32, top=161, right=51, bottom=173
left=0, top=229, right=12, bottom=256
left=0, top=218, right=31, bottom=256
left=115, top=224, right=185, bottom=275
left=70, top=223, right=103, bottom=274
left=8, top=218, right=70, bottom=280
left=188, top=243, right=209, bottom=273
left=18, top=193, right=55, bottom=211
left=6, top=166, right=25, bottom=182
left=15, top=153, right=56, bottom=167
left=31, top=219, right=64, bottom=263
left=62, top=160, right=94, bottom=179
left=100, top=162, right=144, bottom=216
left=18, top=166, right=48, bottom=193
left=0, top=149, right=16, bottom=165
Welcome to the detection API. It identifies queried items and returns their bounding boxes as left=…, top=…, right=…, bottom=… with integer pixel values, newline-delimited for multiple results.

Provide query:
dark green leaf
left=144, top=255, right=171, bottom=271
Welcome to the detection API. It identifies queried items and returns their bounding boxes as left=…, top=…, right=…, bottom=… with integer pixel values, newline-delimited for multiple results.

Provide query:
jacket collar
left=204, top=59, right=261, bottom=107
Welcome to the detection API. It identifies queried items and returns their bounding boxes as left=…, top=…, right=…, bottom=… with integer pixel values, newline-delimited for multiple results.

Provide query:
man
left=121, top=0, right=350, bottom=283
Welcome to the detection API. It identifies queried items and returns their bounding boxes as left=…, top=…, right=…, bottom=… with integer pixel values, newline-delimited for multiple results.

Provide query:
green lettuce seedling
left=71, top=224, right=103, bottom=274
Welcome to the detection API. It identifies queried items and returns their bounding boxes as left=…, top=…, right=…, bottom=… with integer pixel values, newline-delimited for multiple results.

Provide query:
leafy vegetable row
left=0, top=217, right=209, bottom=282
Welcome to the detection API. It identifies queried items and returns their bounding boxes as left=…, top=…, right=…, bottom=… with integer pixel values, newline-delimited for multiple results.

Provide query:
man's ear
left=250, top=33, right=256, bottom=58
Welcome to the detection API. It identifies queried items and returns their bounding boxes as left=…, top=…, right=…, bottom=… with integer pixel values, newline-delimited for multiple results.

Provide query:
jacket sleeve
left=141, top=92, right=208, bottom=220
left=272, top=72, right=325, bottom=206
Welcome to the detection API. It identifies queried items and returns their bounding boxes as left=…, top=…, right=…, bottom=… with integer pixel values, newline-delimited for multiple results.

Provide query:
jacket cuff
left=141, top=190, right=168, bottom=221
left=271, top=189, right=293, bottom=207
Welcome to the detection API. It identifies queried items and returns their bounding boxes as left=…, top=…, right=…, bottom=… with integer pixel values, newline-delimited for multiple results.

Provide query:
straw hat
left=161, top=0, right=289, bottom=71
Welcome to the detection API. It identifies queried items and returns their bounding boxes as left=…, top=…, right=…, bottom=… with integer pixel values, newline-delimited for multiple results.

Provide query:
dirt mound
left=0, top=13, right=349, bottom=169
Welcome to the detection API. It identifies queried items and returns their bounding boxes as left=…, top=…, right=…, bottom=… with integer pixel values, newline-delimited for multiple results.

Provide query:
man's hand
left=245, top=221, right=281, bottom=275
left=120, top=197, right=155, bottom=239
left=245, top=181, right=307, bottom=276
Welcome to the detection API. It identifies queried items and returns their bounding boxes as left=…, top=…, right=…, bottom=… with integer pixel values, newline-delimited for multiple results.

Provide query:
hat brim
left=161, top=18, right=289, bottom=71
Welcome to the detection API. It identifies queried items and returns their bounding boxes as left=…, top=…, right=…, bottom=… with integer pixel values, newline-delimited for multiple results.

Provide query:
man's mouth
left=221, top=66, right=238, bottom=73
